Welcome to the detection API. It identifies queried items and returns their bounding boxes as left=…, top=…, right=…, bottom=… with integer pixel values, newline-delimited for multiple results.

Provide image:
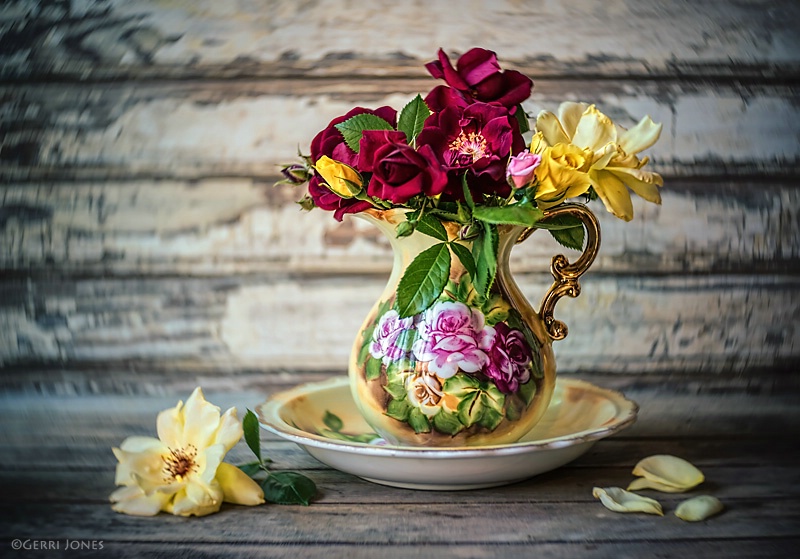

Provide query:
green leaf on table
left=472, top=224, right=498, bottom=299
left=323, top=410, right=344, bottom=432
left=237, top=461, right=264, bottom=478
left=335, top=114, right=394, bottom=153
left=408, top=408, right=432, bottom=433
left=242, top=409, right=261, bottom=463
left=415, top=213, right=449, bottom=241
left=365, top=356, right=383, bottom=381
left=549, top=227, right=585, bottom=251
left=397, top=94, right=431, bottom=144
left=450, top=242, right=476, bottom=280
left=395, top=243, right=451, bottom=317
left=262, top=472, right=317, bottom=506
left=473, top=204, right=544, bottom=227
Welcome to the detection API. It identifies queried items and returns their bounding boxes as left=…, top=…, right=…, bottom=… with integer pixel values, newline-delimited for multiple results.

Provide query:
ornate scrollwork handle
left=517, top=204, right=601, bottom=341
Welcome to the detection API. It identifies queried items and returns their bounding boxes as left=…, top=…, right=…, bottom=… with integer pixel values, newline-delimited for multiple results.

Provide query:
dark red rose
left=359, top=130, right=448, bottom=204
left=484, top=322, right=532, bottom=394
left=308, top=175, right=372, bottom=221
left=416, top=102, right=525, bottom=199
left=424, top=48, right=533, bottom=110
left=310, top=106, right=397, bottom=168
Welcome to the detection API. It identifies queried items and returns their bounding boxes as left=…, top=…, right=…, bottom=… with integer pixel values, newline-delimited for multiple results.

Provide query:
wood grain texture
left=1, top=180, right=798, bottom=276
left=3, top=80, right=798, bottom=180
left=2, top=0, right=798, bottom=80
left=1, top=274, right=798, bottom=370
left=0, top=371, right=795, bottom=556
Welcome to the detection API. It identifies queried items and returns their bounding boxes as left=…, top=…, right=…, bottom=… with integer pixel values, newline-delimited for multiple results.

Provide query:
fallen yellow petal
left=632, top=455, right=704, bottom=491
left=592, top=487, right=664, bottom=516
left=675, top=495, right=724, bottom=522
left=627, top=476, right=692, bottom=494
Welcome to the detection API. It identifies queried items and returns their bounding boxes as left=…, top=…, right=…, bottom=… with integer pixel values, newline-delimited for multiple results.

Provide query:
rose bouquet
left=281, top=48, right=663, bottom=444
left=283, top=47, right=663, bottom=319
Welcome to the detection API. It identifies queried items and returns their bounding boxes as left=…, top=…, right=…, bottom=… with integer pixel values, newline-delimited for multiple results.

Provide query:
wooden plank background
left=1, top=0, right=799, bottom=375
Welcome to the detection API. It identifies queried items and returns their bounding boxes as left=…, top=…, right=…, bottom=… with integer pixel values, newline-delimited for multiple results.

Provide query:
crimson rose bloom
left=308, top=106, right=396, bottom=220
left=310, top=106, right=397, bottom=168
left=417, top=102, right=525, bottom=198
left=484, top=322, right=532, bottom=394
left=359, top=130, right=448, bottom=204
left=424, top=48, right=533, bottom=111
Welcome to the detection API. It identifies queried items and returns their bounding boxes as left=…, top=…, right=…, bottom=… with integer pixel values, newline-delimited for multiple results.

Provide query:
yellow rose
left=536, top=103, right=663, bottom=221
left=314, top=155, right=363, bottom=198
left=530, top=132, right=592, bottom=208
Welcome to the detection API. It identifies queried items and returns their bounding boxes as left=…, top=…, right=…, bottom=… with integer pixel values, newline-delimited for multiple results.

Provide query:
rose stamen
left=163, top=444, right=198, bottom=482
left=449, top=131, right=488, bottom=163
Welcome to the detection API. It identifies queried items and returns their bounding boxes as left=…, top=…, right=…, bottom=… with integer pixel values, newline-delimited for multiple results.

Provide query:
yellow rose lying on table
left=110, top=387, right=264, bottom=517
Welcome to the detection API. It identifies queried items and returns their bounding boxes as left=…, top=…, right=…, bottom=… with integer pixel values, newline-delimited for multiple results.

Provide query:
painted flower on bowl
left=483, top=322, right=532, bottom=394
left=370, top=309, right=415, bottom=364
left=412, top=301, right=493, bottom=378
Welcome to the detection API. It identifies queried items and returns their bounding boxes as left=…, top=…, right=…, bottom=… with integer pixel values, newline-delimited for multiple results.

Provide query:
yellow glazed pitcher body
left=348, top=205, right=599, bottom=446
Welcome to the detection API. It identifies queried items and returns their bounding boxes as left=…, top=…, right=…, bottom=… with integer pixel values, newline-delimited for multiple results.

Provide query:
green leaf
left=334, top=114, right=394, bottom=153
left=519, top=376, right=537, bottom=405
left=442, top=373, right=481, bottom=398
left=481, top=384, right=506, bottom=414
left=461, top=173, right=475, bottom=210
left=242, top=409, right=261, bottom=464
left=473, top=204, right=544, bottom=227
left=237, top=461, right=264, bottom=478
left=397, top=94, right=431, bottom=144
left=450, top=242, right=476, bottom=280
left=457, top=391, right=484, bottom=428
left=323, top=410, right=344, bottom=432
left=408, top=408, right=432, bottom=433
left=428, top=208, right=462, bottom=222
left=262, top=472, right=317, bottom=506
left=415, top=214, right=449, bottom=241
left=365, top=356, right=383, bottom=381
left=478, top=407, right=504, bottom=431
left=395, top=243, right=451, bottom=318
left=433, top=409, right=464, bottom=436
left=472, top=224, right=498, bottom=299
left=514, top=104, right=530, bottom=134
left=549, top=227, right=585, bottom=251
left=383, top=381, right=407, bottom=400
left=385, top=398, right=411, bottom=421
left=534, top=213, right=583, bottom=231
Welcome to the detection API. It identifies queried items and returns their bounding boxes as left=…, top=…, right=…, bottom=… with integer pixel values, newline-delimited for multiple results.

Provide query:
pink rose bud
left=506, top=152, right=541, bottom=189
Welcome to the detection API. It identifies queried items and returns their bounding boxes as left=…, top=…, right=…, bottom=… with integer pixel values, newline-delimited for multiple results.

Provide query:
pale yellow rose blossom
left=110, top=387, right=264, bottom=517
left=314, top=155, right=363, bottom=198
left=536, top=102, right=664, bottom=221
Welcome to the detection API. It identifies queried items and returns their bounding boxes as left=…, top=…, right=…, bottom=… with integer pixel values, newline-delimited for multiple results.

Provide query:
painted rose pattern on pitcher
left=356, top=276, right=543, bottom=436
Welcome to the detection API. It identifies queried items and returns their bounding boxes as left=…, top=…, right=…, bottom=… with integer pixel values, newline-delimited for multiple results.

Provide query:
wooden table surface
left=1, top=367, right=797, bottom=558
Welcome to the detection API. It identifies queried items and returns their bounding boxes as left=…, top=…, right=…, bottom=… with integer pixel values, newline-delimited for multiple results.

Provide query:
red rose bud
left=281, top=163, right=311, bottom=184
left=506, top=152, right=542, bottom=189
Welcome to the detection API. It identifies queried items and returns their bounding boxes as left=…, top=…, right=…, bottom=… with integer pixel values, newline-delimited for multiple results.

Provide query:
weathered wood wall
left=1, top=0, right=798, bottom=375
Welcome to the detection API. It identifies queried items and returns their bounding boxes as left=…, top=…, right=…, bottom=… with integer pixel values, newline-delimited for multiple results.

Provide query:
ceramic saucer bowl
left=257, top=376, right=637, bottom=490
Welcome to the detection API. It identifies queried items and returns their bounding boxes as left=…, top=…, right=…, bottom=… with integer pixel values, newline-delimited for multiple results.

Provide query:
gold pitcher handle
left=517, top=204, right=601, bottom=341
